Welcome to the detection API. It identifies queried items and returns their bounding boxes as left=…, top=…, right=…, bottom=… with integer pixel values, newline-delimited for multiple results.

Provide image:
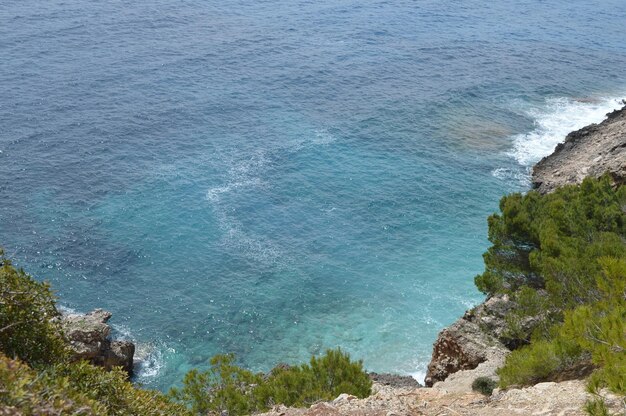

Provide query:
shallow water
left=1, top=0, right=625, bottom=389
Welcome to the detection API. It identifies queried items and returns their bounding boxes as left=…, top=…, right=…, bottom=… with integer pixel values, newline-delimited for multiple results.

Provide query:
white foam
left=508, top=96, right=625, bottom=166
left=134, top=343, right=167, bottom=379
left=57, top=304, right=78, bottom=315
left=409, top=369, right=427, bottom=385
left=206, top=178, right=263, bottom=202
left=311, top=129, right=336, bottom=145
left=205, top=129, right=335, bottom=203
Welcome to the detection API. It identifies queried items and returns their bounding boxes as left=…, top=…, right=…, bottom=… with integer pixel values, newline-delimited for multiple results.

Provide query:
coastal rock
left=62, top=309, right=135, bottom=376
left=258, top=379, right=622, bottom=415
left=368, top=372, right=422, bottom=388
left=532, top=104, right=626, bottom=193
left=424, top=294, right=511, bottom=387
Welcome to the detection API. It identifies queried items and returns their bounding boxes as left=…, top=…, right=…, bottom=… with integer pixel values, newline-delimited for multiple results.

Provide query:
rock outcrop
left=62, top=309, right=135, bottom=376
left=424, top=103, right=626, bottom=386
left=424, top=294, right=512, bottom=387
left=258, top=379, right=623, bottom=416
left=368, top=372, right=421, bottom=388
left=532, top=104, right=626, bottom=194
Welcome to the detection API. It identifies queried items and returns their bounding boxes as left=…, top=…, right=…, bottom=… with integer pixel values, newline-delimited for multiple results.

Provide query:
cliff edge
left=532, top=103, right=626, bottom=193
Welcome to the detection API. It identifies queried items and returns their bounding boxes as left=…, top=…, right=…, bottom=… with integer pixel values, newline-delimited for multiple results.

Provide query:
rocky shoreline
left=424, top=103, right=626, bottom=391
left=68, top=104, right=626, bottom=414
left=257, top=103, right=626, bottom=415
left=532, top=102, right=626, bottom=193
left=61, top=309, right=135, bottom=377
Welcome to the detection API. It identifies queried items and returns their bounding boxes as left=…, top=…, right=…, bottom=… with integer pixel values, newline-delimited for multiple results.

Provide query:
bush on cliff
left=0, top=354, right=103, bottom=415
left=475, top=176, right=626, bottom=347
left=0, top=353, right=190, bottom=416
left=471, top=376, right=497, bottom=395
left=475, top=175, right=626, bottom=307
left=0, top=248, right=68, bottom=366
left=169, top=354, right=263, bottom=416
left=499, top=257, right=626, bottom=397
left=478, top=178, right=626, bottom=413
left=0, top=248, right=190, bottom=416
left=257, top=348, right=373, bottom=407
left=170, top=348, right=372, bottom=415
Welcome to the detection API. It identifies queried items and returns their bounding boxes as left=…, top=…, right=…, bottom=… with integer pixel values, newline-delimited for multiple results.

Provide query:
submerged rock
left=62, top=309, right=135, bottom=376
left=532, top=103, right=626, bottom=193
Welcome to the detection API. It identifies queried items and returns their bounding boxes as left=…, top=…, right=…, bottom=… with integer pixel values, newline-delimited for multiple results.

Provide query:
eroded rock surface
left=423, top=294, right=512, bottom=387
left=532, top=104, right=626, bottom=194
left=62, top=309, right=135, bottom=376
left=368, top=373, right=421, bottom=388
left=258, top=380, right=622, bottom=416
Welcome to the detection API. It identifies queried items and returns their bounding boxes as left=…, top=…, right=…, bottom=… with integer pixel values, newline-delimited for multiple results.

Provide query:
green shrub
left=476, top=176, right=626, bottom=307
left=497, top=337, right=583, bottom=387
left=170, top=348, right=372, bottom=415
left=499, top=256, right=626, bottom=393
left=471, top=376, right=497, bottom=395
left=46, top=360, right=191, bottom=416
left=584, top=399, right=610, bottom=416
left=257, top=348, right=372, bottom=408
left=0, top=248, right=68, bottom=366
left=169, top=354, right=263, bottom=416
left=0, top=353, right=190, bottom=416
left=0, top=353, right=104, bottom=415
left=473, top=177, right=626, bottom=403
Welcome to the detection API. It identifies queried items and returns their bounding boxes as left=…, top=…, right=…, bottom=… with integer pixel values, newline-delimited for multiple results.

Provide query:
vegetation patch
left=169, top=348, right=372, bottom=415
left=1, top=248, right=371, bottom=415
left=473, top=177, right=626, bottom=414
left=471, top=376, right=497, bottom=396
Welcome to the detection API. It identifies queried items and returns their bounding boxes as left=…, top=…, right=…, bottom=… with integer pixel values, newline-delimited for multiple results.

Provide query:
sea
left=1, top=0, right=625, bottom=390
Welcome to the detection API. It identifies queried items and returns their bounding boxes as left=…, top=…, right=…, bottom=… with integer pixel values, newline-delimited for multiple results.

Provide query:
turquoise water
left=1, top=0, right=625, bottom=389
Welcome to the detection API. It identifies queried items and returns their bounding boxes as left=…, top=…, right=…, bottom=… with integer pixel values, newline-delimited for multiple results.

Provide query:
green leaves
left=170, top=348, right=372, bottom=415
left=0, top=249, right=68, bottom=366
left=477, top=175, right=626, bottom=305
left=170, top=354, right=262, bottom=415
left=488, top=180, right=626, bottom=413
left=0, top=354, right=190, bottom=416
left=0, top=249, right=191, bottom=416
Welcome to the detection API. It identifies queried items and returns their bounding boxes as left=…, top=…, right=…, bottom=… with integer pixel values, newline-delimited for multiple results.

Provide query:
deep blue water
left=1, top=0, right=625, bottom=389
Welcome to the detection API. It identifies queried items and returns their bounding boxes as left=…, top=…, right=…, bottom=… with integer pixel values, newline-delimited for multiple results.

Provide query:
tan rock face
left=532, top=104, right=626, bottom=193
left=61, top=309, right=135, bottom=376
left=258, top=380, right=623, bottom=416
left=423, top=294, right=512, bottom=387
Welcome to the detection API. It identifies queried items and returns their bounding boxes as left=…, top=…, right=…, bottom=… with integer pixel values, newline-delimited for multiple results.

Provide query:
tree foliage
left=170, top=348, right=372, bottom=415
left=0, top=248, right=190, bottom=416
left=0, top=248, right=68, bottom=366
left=475, top=176, right=626, bottom=300
left=0, top=353, right=103, bottom=415
left=0, top=354, right=190, bottom=416
left=479, top=178, right=626, bottom=414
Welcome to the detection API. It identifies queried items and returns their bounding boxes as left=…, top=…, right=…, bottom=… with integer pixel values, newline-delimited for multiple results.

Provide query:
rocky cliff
left=423, top=295, right=511, bottom=387
left=62, top=309, right=135, bottom=376
left=532, top=103, right=626, bottom=193
left=425, top=104, right=626, bottom=389
left=258, top=380, right=623, bottom=416
left=256, top=103, right=626, bottom=415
